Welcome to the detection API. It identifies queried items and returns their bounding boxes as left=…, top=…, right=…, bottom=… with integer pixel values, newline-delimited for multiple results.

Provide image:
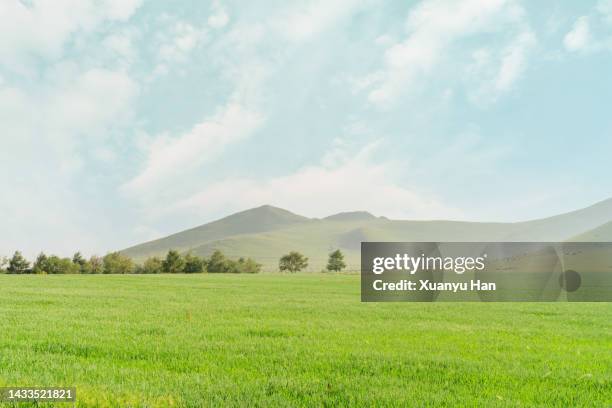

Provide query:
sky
left=1, top=0, right=612, bottom=257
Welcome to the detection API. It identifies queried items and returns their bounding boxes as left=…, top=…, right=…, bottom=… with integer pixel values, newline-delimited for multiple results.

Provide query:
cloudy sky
left=1, top=0, right=612, bottom=257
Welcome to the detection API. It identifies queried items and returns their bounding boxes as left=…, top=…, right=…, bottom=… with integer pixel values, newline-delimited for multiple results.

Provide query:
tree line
left=0, top=249, right=346, bottom=274
left=0, top=250, right=260, bottom=274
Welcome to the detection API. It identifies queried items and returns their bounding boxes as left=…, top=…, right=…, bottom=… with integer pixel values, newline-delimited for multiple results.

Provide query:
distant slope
left=324, top=211, right=377, bottom=221
left=569, top=221, right=612, bottom=241
left=507, top=198, right=612, bottom=241
left=121, top=198, right=612, bottom=271
left=122, top=205, right=310, bottom=261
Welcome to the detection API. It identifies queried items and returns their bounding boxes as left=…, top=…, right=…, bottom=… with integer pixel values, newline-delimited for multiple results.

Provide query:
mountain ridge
left=121, top=198, right=612, bottom=270
left=324, top=211, right=377, bottom=221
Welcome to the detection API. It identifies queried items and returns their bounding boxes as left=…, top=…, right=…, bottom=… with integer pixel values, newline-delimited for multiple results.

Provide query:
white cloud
left=274, top=0, right=364, bottom=41
left=211, top=0, right=367, bottom=59
left=0, top=86, right=32, bottom=144
left=0, top=0, right=142, bottom=69
left=375, top=35, right=395, bottom=47
left=0, top=65, right=139, bottom=194
left=102, top=0, right=143, bottom=21
left=467, top=29, right=536, bottom=104
left=0, top=179, right=100, bottom=258
left=123, top=103, right=264, bottom=194
left=46, top=68, right=138, bottom=136
left=564, top=17, right=592, bottom=52
left=495, top=31, right=536, bottom=91
left=360, top=0, right=530, bottom=107
left=170, top=143, right=463, bottom=221
left=598, top=0, right=612, bottom=24
left=0, top=65, right=139, bottom=257
left=208, top=1, right=229, bottom=29
left=159, top=22, right=205, bottom=60
left=0, top=66, right=137, bottom=152
left=104, top=31, right=136, bottom=62
left=561, top=4, right=612, bottom=55
left=152, top=21, right=208, bottom=77
left=93, top=146, right=118, bottom=163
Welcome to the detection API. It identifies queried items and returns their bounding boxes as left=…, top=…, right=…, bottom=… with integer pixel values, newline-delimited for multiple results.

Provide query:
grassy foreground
left=0, top=274, right=610, bottom=407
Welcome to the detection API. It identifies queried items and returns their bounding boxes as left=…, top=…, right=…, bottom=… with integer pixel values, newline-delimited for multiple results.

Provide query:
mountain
left=506, top=198, right=612, bottom=241
left=121, top=198, right=612, bottom=271
left=569, top=221, right=612, bottom=241
left=122, top=205, right=309, bottom=261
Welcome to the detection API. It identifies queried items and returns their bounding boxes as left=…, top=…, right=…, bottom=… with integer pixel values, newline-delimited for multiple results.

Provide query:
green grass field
left=0, top=274, right=610, bottom=407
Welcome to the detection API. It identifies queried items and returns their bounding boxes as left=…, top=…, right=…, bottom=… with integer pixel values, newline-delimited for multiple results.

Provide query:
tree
left=207, top=250, right=229, bottom=273
left=32, top=252, right=49, bottom=274
left=184, top=253, right=205, bottom=273
left=162, top=250, right=185, bottom=273
left=7, top=251, right=30, bottom=274
left=234, top=257, right=262, bottom=274
left=31, top=253, right=79, bottom=274
left=0, top=256, right=7, bottom=273
left=279, top=251, right=308, bottom=273
left=141, top=257, right=163, bottom=274
left=72, top=252, right=87, bottom=273
left=326, top=249, right=346, bottom=272
left=103, top=252, right=134, bottom=274
left=85, top=255, right=104, bottom=274
left=205, top=251, right=261, bottom=273
left=47, top=256, right=79, bottom=274
left=72, top=252, right=85, bottom=265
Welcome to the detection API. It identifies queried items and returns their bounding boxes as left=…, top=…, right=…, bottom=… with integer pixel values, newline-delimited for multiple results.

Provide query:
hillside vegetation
left=570, top=221, right=612, bottom=242
left=122, top=199, right=612, bottom=271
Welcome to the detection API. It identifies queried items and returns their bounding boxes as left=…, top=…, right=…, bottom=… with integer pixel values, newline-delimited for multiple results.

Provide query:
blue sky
left=1, top=0, right=612, bottom=257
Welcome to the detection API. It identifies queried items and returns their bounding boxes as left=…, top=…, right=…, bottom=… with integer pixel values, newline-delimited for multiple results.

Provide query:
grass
left=0, top=274, right=610, bottom=407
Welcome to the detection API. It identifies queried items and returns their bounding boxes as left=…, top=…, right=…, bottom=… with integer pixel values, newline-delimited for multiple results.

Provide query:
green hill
left=122, top=205, right=309, bottom=260
left=569, top=221, right=612, bottom=241
left=122, top=199, right=612, bottom=271
left=506, top=198, right=612, bottom=241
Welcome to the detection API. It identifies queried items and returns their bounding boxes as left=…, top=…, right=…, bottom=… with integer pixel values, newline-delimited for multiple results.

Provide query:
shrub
left=33, top=253, right=79, bottom=274
left=205, top=250, right=260, bottom=273
left=184, top=253, right=205, bottom=273
left=49, top=256, right=79, bottom=274
left=162, top=250, right=185, bottom=273
left=84, top=255, right=104, bottom=274
left=141, top=257, right=163, bottom=274
left=207, top=250, right=229, bottom=273
left=103, top=252, right=134, bottom=274
left=233, top=257, right=262, bottom=274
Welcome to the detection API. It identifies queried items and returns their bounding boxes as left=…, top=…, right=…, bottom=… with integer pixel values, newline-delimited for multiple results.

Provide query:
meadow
left=0, top=274, right=610, bottom=407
